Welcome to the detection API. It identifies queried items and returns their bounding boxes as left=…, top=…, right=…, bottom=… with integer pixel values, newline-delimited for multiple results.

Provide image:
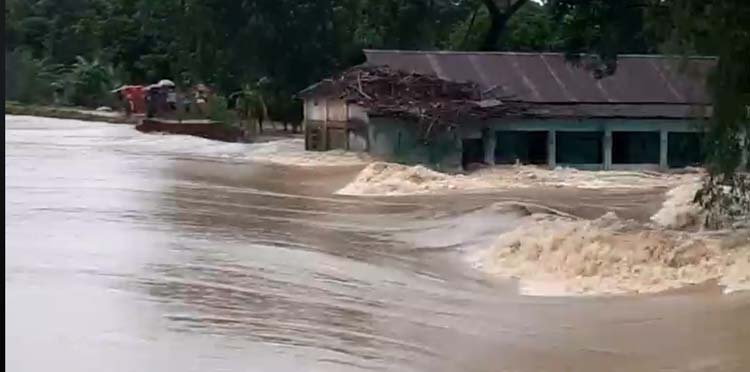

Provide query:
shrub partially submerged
left=695, top=173, right=750, bottom=229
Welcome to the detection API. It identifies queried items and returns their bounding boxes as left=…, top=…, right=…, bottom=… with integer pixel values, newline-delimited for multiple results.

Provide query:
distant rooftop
left=363, top=50, right=715, bottom=105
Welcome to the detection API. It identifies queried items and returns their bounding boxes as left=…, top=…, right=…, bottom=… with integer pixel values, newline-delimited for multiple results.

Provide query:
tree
left=504, top=1, right=560, bottom=51
left=549, top=0, right=750, bottom=226
left=5, top=49, right=58, bottom=104
left=0, top=0, right=510, bottom=114
left=550, top=0, right=660, bottom=74
left=230, top=84, right=267, bottom=135
left=479, top=0, right=529, bottom=50
left=448, top=0, right=559, bottom=51
left=66, top=56, right=117, bottom=107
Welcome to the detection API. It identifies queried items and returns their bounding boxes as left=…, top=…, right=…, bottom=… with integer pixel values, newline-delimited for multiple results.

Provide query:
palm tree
left=230, top=83, right=267, bottom=135
left=66, top=56, right=116, bottom=107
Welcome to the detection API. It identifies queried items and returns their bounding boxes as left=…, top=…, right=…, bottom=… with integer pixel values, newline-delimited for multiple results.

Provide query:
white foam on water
left=147, top=137, right=368, bottom=167
left=240, top=139, right=370, bottom=167
left=336, top=162, right=495, bottom=196
left=337, top=162, right=701, bottom=196
left=116, top=136, right=367, bottom=167
left=718, top=237, right=750, bottom=294
left=469, top=209, right=750, bottom=297
left=650, top=181, right=703, bottom=229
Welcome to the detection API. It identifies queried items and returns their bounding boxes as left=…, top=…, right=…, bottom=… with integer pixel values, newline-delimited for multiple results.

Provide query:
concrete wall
left=348, top=130, right=368, bottom=152
left=368, top=118, right=462, bottom=170
left=302, top=93, right=710, bottom=171
left=486, top=118, right=705, bottom=133
left=346, top=104, right=369, bottom=152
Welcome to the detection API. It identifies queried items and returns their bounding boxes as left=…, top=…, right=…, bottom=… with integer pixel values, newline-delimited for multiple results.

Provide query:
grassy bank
left=5, top=101, right=138, bottom=124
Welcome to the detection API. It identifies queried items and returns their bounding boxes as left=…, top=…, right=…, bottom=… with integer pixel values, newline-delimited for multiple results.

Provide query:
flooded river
left=5, top=116, right=750, bottom=372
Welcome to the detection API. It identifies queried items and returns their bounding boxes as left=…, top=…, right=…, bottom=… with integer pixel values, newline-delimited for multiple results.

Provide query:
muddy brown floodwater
left=5, top=115, right=750, bottom=372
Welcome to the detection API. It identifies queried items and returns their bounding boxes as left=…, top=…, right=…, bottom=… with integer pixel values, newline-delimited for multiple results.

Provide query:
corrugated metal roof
left=363, top=50, right=715, bottom=105
left=524, top=103, right=711, bottom=119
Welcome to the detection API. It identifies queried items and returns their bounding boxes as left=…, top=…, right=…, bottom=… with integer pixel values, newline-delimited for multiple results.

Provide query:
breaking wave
left=241, top=139, right=370, bottom=167
left=337, top=162, right=701, bottom=196
left=650, top=181, right=703, bottom=229
left=469, top=202, right=749, bottom=296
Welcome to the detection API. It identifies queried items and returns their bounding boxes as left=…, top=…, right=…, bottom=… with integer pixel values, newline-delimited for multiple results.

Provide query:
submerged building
left=299, top=50, right=715, bottom=170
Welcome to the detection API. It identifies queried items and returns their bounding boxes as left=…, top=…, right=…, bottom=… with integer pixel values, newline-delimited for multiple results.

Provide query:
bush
left=4, top=50, right=118, bottom=108
left=695, top=173, right=750, bottom=229
left=5, top=49, right=56, bottom=104
left=207, top=94, right=230, bottom=123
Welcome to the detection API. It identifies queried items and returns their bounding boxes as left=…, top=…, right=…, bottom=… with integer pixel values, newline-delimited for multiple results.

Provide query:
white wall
left=304, top=98, right=372, bottom=123
left=327, top=99, right=348, bottom=121
left=305, top=98, right=327, bottom=121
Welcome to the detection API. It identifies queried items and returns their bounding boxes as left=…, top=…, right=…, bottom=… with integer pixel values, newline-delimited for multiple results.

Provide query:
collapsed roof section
left=298, top=65, right=527, bottom=126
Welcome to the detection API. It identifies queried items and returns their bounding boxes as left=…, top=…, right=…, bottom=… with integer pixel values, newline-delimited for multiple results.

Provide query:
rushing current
left=5, top=115, right=750, bottom=372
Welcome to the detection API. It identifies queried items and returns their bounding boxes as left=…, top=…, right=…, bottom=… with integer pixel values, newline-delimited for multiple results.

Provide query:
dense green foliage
left=231, top=83, right=268, bottom=133
left=5, top=2, right=748, bottom=179
left=5, top=49, right=59, bottom=104
left=449, top=1, right=560, bottom=51
left=65, top=56, right=118, bottom=107
left=207, top=95, right=230, bottom=124
left=6, top=0, right=560, bottom=115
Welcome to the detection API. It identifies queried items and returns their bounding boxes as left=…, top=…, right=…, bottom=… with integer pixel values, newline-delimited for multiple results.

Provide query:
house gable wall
left=303, top=97, right=371, bottom=152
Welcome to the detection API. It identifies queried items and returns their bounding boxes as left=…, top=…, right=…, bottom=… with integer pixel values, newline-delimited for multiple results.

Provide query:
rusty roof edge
left=363, top=49, right=718, bottom=60
left=506, top=101, right=712, bottom=105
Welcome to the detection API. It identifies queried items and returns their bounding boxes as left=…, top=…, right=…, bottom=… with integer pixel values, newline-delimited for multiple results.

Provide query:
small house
left=299, top=50, right=716, bottom=170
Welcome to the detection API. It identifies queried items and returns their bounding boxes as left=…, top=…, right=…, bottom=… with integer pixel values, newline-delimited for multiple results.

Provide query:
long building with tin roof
left=300, top=50, right=715, bottom=170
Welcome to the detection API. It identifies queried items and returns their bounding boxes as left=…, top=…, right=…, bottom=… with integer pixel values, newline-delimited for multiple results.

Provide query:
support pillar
left=367, top=124, right=375, bottom=154
left=455, top=132, right=464, bottom=171
left=548, top=130, right=556, bottom=169
left=739, top=130, right=748, bottom=170
left=603, top=128, right=612, bottom=170
left=659, top=129, right=669, bottom=170
left=302, top=101, right=308, bottom=133
left=321, top=99, right=329, bottom=150
left=304, top=121, right=310, bottom=150
left=483, top=128, right=496, bottom=165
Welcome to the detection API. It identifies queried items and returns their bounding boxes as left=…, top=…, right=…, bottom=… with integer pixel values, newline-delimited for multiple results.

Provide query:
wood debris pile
left=319, top=65, right=526, bottom=128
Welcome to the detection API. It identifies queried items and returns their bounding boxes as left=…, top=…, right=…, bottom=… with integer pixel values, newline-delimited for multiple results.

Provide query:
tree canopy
left=5, top=0, right=748, bottom=156
left=6, top=0, right=562, bottom=111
